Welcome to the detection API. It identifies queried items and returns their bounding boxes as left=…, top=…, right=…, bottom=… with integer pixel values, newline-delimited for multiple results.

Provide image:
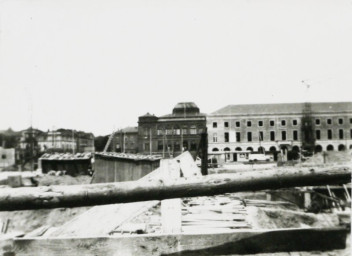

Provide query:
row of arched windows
left=212, top=144, right=351, bottom=153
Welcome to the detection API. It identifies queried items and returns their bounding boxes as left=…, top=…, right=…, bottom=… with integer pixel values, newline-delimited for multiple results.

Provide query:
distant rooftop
left=95, top=152, right=162, bottom=161
left=211, top=102, right=352, bottom=116
left=39, top=152, right=92, bottom=161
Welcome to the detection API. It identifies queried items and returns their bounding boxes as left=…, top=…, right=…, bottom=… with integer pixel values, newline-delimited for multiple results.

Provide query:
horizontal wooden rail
left=0, top=228, right=348, bottom=255
left=0, top=165, right=350, bottom=211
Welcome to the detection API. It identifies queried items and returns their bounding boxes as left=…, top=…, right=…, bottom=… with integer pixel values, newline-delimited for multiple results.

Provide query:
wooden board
left=0, top=228, right=347, bottom=256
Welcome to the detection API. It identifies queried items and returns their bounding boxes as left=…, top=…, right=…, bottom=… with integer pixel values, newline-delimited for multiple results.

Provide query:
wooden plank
left=0, top=165, right=350, bottom=211
left=0, top=228, right=347, bottom=256
left=160, top=159, right=182, bottom=234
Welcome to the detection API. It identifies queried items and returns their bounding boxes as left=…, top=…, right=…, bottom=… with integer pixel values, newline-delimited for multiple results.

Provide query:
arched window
left=315, top=145, right=322, bottom=153
left=246, top=147, right=253, bottom=152
left=338, top=144, right=346, bottom=151
left=224, top=147, right=230, bottom=151
left=327, top=145, right=334, bottom=151
left=292, top=146, right=300, bottom=152
left=258, top=146, right=265, bottom=154
left=235, top=147, right=242, bottom=151
left=269, top=146, right=276, bottom=152
left=212, top=148, right=219, bottom=152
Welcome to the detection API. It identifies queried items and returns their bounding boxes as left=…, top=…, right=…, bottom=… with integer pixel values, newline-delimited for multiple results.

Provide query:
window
left=327, top=118, right=332, bottom=125
left=316, top=130, right=321, bottom=140
left=281, top=120, right=286, bottom=126
left=270, top=131, right=275, bottom=141
left=213, top=122, right=217, bottom=128
left=182, top=126, right=188, bottom=135
left=1, top=154, right=6, bottom=159
left=190, top=126, right=197, bottom=135
left=144, top=143, right=150, bottom=151
left=270, top=120, right=275, bottom=126
left=338, top=118, right=344, bottom=125
left=259, top=131, right=264, bottom=141
left=165, top=127, right=172, bottom=135
left=258, top=121, right=263, bottom=127
left=281, top=131, right=286, bottom=141
left=157, top=141, right=163, bottom=150
left=213, top=133, right=217, bottom=142
left=350, top=118, right=352, bottom=124
left=224, top=132, right=229, bottom=142
left=190, top=141, right=197, bottom=151
left=236, top=132, right=241, bottom=142
left=247, top=121, right=252, bottom=127
left=315, top=119, right=320, bottom=125
left=173, top=127, right=180, bottom=135
left=174, top=141, right=180, bottom=151
left=293, top=130, right=298, bottom=141
left=247, top=132, right=252, bottom=142
left=350, top=129, right=352, bottom=139
left=339, top=129, right=344, bottom=139
left=224, top=122, right=229, bottom=128
left=157, top=128, right=164, bottom=136
left=183, top=141, right=188, bottom=150
left=292, top=120, right=298, bottom=126
left=235, top=121, right=240, bottom=127
left=143, top=128, right=149, bottom=136
left=328, top=129, right=332, bottom=140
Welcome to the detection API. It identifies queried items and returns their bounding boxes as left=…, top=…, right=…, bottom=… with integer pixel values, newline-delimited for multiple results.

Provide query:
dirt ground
left=0, top=174, right=92, bottom=235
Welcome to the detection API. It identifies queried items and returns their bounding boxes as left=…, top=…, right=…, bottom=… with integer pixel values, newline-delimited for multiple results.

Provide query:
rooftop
left=39, top=153, right=92, bottom=160
left=211, top=102, right=352, bottom=116
left=95, top=152, right=162, bottom=161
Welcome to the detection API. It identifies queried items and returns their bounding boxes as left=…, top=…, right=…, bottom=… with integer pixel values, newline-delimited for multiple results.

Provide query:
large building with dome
left=137, top=102, right=207, bottom=158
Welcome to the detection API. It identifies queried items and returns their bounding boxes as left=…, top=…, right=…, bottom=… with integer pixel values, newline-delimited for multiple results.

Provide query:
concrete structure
left=137, top=102, right=207, bottom=158
left=0, top=147, right=15, bottom=168
left=92, top=152, right=161, bottom=183
left=111, top=127, right=139, bottom=153
left=207, top=102, right=352, bottom=161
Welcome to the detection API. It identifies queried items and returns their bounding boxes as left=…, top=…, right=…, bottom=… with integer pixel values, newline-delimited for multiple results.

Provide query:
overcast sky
left=1, top=0, right=351, bottom=135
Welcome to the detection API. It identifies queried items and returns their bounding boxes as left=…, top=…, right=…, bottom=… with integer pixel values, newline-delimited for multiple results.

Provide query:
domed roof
left=172, top=102, right=200, bottom=116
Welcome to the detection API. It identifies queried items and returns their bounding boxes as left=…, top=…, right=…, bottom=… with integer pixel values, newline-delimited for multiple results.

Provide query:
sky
left=0, top=0, right=351, bottom=136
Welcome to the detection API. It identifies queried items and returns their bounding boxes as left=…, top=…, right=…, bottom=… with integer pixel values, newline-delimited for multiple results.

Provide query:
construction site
left=0, top=138, right=350, bottom=256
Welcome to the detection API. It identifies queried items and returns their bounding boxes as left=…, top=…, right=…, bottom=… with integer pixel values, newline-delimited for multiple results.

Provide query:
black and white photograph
left=0, top=0, right=351, bottom=255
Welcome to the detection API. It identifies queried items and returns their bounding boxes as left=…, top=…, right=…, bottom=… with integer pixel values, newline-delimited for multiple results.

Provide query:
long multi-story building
left=207, top=102, right=352, bottom=161
left=138, top=102, right=207, bottom=158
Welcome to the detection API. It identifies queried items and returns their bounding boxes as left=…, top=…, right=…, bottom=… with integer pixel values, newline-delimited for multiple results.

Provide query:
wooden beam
left=0, top=165, right=350, bottom=211
left=0, top=228, right=348, bottom=256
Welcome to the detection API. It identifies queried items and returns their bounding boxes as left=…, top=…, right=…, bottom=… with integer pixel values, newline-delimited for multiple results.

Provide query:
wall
left=92, top=156, right=160, bottom=183
left=0, top=147, right=15, bottom=168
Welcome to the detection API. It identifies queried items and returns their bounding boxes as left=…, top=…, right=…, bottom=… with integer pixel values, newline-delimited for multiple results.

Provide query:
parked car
left=248, top=154, right=273, bottom=162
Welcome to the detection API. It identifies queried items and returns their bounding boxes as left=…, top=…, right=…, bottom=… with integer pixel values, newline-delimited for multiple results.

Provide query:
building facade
left=138, top=102, right=207, bottom=158
left=110, top=127, right=139, bottom=153
left=37, top=129, right=95, bottom=153
left=207, top=102, right=352, bottom=161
